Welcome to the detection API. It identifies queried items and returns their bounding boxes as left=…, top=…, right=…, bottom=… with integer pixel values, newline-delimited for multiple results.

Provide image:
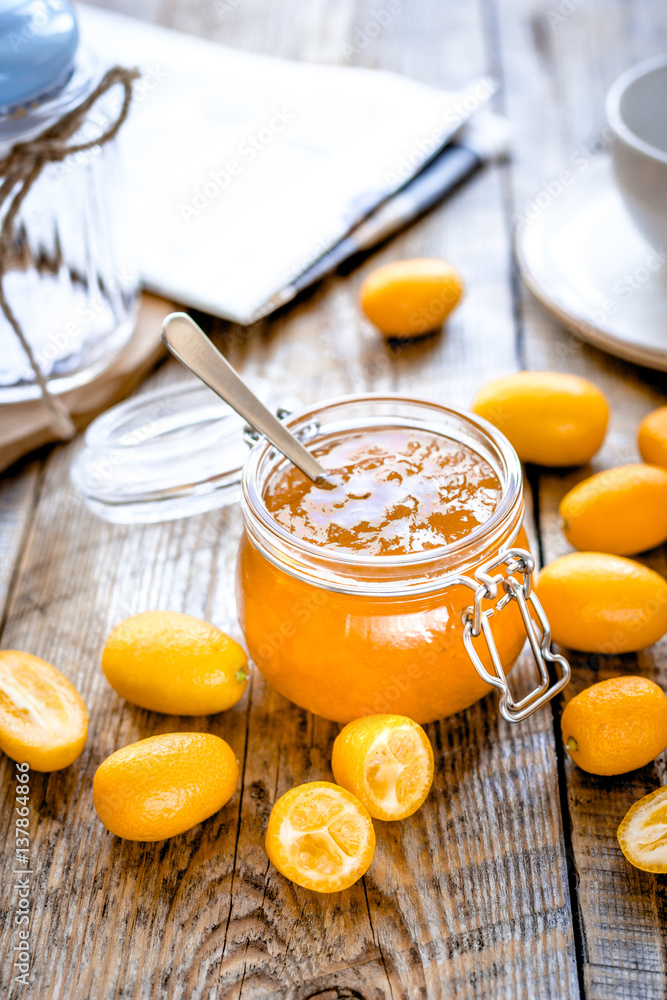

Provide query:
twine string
left=0, top=66, right=140, bottom=439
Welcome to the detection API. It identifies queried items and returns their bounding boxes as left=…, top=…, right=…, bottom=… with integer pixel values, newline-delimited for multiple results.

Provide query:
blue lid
left=0, top=0, right=79, bottom=111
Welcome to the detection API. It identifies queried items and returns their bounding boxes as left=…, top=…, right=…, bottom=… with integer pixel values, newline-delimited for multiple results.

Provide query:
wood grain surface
left=1, top=1, right=667, bottom=998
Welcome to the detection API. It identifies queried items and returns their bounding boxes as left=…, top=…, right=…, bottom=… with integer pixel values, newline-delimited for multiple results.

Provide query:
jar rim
left=241, top=393, right=524, bottom=594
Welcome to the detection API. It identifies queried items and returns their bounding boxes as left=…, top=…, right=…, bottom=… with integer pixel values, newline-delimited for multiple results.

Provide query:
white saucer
left=515, top=155, right=667, bottom=371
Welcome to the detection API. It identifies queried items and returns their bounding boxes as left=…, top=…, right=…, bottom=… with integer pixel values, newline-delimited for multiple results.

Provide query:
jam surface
left=263, top=427, right=502, bottom=555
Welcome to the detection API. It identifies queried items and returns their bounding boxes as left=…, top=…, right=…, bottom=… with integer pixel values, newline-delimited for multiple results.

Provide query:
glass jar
left=0, top=3, right=138, bottom=402
left=237, top=395, right=569, bottom=724
left=72, top=387, right=570, bottom=724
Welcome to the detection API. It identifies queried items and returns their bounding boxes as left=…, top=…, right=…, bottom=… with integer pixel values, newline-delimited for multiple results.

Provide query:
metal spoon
left=161, top=312, right=331, bottom=486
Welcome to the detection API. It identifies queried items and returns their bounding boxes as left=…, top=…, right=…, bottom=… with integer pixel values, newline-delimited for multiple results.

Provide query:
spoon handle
left=161, top=313, right=330, bottom=485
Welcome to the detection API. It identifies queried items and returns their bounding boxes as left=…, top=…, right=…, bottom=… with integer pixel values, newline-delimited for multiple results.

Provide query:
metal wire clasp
left=460, top=547, right=570, bottom=723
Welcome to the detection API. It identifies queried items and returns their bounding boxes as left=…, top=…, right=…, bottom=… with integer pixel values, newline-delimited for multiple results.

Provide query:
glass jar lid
left=70, top=379, right=297, bottom=524
left=0, top=0, right=79, bottom=112
left=0, top=1, right=99, bottom=148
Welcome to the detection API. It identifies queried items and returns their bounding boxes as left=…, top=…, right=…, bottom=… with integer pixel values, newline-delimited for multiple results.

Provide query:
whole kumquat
left=102, top=610, right=248, bottom=715
left=561, top=676, right=667, bottom=776
left=559, top=463, right=667, bottom=555
left=536, top=552, right=667, bottom=654
left=638, top=406, right=667, bottom=469
left=93, top=732, right=238, bottom=841
left=471, top=371, right=609, bottom=466
left=359, top=257, right=463, bottom=338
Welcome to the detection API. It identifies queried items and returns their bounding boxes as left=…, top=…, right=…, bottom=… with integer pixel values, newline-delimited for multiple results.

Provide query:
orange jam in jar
left=263, top=428, right=503, bottom=555
left=237, top=396, right=531, bottom=724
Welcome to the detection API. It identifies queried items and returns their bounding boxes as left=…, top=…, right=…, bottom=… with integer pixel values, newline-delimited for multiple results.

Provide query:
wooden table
left=2, top=1, right=667, bottom=997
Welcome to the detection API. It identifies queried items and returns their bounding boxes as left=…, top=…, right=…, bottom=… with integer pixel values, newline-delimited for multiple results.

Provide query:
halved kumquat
left=618, top=785, right=667, bottom=873
left=332, top=714, right=434, bottom=821
left=265, top=781, right=375, bottom=892
left=0, top=650, right=88, bottom=772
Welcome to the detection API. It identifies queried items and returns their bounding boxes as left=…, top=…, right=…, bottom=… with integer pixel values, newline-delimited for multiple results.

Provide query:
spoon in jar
left=161, top=312, right=332, bottom=487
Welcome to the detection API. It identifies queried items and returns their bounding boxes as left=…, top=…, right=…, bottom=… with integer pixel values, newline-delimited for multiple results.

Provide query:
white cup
left=607, top=54, right=667, bottom=251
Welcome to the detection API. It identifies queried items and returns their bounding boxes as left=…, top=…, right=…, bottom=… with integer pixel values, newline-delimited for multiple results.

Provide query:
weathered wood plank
left=489, top=0, right=667, bottom=995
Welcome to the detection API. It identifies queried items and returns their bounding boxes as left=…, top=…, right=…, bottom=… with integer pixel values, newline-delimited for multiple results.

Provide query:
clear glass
left=236, top=394, right=529, bottom=724
left=70, top=377, right=295, bottom=523
left=0, top=52, right=138, bottom=402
